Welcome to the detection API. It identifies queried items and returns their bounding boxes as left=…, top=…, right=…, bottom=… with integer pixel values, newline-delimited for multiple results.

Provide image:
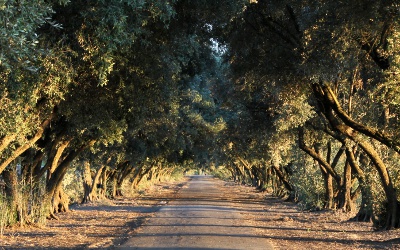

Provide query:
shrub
left=290, top=162, right=325, bottom=210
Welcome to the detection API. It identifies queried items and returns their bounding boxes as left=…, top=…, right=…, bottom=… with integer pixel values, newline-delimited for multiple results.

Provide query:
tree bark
left=313, top=83, right=399, bottom=229
left=298, top=127, right=341, bottom=183
left=271, top=164, right=293, bottom=193
left=131, top=165, right=154, bottom=190
left=318, top=142, right=335, bottom=209
left=322, top=128, right=355, bottom=211
left=21, top=149, right=44, bottom=184
left=110, top=161, right=132, bottom=196
left=0, top=134, right=17, bottom=154
left=1, top=168, right=20, bottom=224
left=0, top=117, right=52, bottom=175
left=89, top=165, right=105, bottom=201
left=82, top=161, right=93, bottom=204
left=346, top=148, right=374, bottom=222
left=51, top=185, right=69, bottom=214
left=337, top=159, right=354, bottom=212
left=111, top=171, right=118, bottom=198
left=99, top=167, right=108, bottom=199
left=82, top=163, right=106, bottom=203
left=318, top=83, right=400, bottom=154
left=46, top=140, right=96, bottom=216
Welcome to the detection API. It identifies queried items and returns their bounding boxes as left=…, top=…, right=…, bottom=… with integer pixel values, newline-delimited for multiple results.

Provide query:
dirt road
left=2, top=175, right=400, bottom=249
left=117, top=175, right=274, bottom=250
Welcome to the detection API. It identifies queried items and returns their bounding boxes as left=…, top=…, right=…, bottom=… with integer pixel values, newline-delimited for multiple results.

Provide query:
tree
left=223, top=0, right=400, bottom=229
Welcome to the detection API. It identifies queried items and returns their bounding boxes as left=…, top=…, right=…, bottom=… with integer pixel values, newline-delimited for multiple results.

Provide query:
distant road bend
left=118, top=175, right=274, bottom=250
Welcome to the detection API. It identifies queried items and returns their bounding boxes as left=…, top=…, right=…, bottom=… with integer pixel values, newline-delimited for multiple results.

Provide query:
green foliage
left=0, top=0, right=56, bottom=69
left=25, top=181, right=48, bottom=226
left=74, top=0, right=177, bottom=86
left=2, top=0, right=400, bottom=230
left=273, top=93, right=316, bottom=133
left=63, top=165, right=84, bottom=204
left=211, top=166, right=232, bottom=181
left=291, top=160, right=326, bottom=210
left=0, top=177, right=47, bottom=228
left=0, top=193, right=12, bottom=236
left=168, top=167, right=185, bottom=181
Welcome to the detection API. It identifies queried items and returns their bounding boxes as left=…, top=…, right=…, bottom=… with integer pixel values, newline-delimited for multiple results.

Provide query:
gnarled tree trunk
left=82, top=162, right=105, bottom=203
left=313, top=82, right=400, bottom=229
left=0, top=117, right=53, bottom=176
left=46, top=140, right=95, bottom=219
left=1, top=168, right=21, bottom=224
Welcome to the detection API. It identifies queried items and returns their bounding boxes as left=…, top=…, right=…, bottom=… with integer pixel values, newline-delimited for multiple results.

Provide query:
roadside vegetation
left=1, top=0, right=400, bottom=236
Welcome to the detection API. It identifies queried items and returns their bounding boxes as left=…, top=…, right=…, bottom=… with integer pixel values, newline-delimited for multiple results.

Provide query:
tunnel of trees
left=1, top=0, right=400, bottom=230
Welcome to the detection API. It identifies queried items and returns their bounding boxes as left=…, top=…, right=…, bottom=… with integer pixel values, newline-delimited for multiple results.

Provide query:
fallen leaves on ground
left=225, top=183, right=400, bottom=250
left=1, top=178, right=399, bottom=250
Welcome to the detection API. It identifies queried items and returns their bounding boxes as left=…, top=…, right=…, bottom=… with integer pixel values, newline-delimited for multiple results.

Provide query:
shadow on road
left=117, top=175, right=274, bottom=250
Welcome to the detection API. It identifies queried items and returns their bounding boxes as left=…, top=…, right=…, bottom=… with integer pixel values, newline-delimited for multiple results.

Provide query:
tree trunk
left=330, top=112, right=398, bottom=228
left=36, top=139, right=70, bottom=183
left=234, top=163, right=246, bottom=184
left=321, top=169, right=334, bottom=209
left=318, top=83, right=400, bottom=155
left=88, top=166, right=105, bottom=201
left=99, top=167, right=108, bottom=199
left=0, top=134, right=17, bottom=155
left=52, top=185, right=69, bottom=214
left=82, top=161, right=92, bottom=204
left=226, top=166, right=236, bottom=181
left=271, top=165, right=293, bottom=193
left=252, top=165, right=266, bottom=190
left=1, top=168, right=20, bottom=224
left=111, top=172, right=119, bottom=198
left=111, top=161, right=133, bottom=196
left=130, top=166, right=144, bottom=190
left=317, top=142, right=335, bottom=209
left=313, top=82, right=400, bottom=229
left=21, top=149, right=44, bottom=185
left=298, top=128, right=341, bottom=183
left=131, top=165, right=154, bottom=190
left=346, top=148, right=373, bottom=221
left=0, top=117, right=52, bottom=175
left=337, top=159, right=354, bottom=212
left=46, top=140, right=96, bottom=217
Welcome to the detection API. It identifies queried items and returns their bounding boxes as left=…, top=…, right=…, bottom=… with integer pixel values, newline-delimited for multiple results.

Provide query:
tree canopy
left=1, top=0, right=400, bottom=230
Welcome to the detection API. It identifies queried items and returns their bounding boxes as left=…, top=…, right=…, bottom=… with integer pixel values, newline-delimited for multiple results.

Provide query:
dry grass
left=226, top=183, right=400, bottom=250
left=0, top=179, right=186, bottom=249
